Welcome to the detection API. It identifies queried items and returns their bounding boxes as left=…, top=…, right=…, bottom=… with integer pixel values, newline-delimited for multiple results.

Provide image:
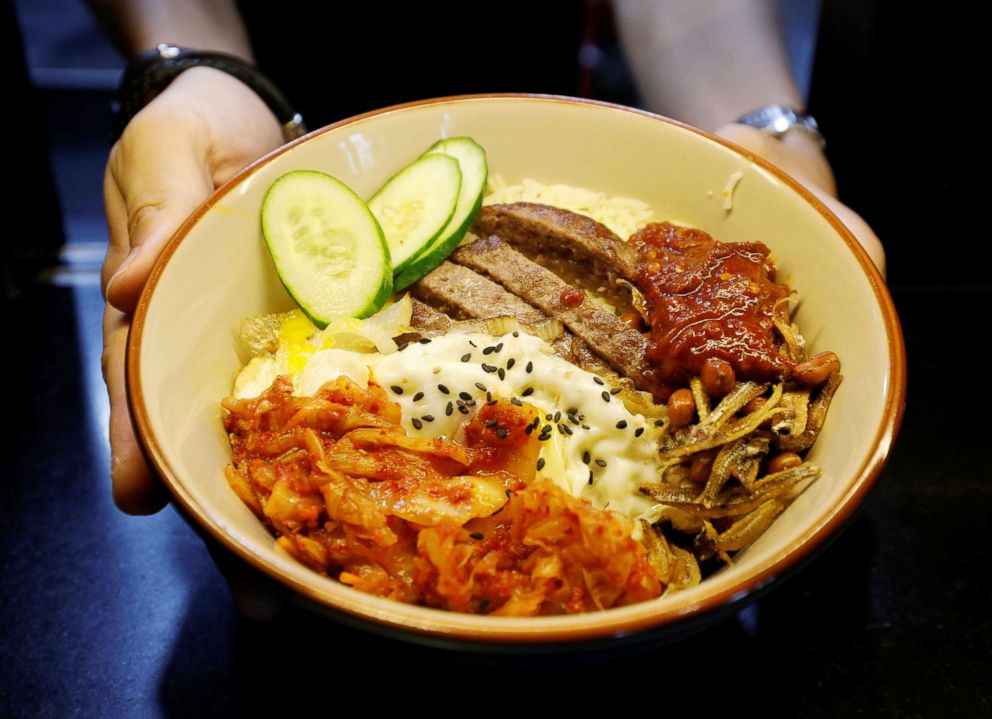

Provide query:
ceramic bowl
left=128, top=94, right=905, bottom=649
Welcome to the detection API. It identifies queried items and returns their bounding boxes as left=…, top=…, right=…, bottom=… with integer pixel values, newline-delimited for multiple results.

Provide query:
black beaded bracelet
left=112, top=44, right=307, bottom=142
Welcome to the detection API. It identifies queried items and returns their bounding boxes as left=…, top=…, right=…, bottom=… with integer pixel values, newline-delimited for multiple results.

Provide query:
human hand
left=715, top=123, right=885, bottom=277
left=101, top=66, right=283, bottom=514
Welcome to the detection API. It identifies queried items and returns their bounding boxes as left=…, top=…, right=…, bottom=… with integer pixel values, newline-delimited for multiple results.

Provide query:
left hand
left=715, top=123, right=885, bottom=277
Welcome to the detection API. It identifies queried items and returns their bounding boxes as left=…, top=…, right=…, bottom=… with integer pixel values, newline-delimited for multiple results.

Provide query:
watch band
left=736, top=104, right=825, bottom=150
left=112, top=44, right=307, bottom=143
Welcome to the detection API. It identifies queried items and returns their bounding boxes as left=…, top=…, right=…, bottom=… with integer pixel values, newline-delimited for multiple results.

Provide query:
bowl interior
left=132, top=96, right=897, bottom=642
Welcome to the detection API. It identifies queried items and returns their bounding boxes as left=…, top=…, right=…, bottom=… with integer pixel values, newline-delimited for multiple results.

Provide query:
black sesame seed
left=654, top=419, right=665, bottom=427
left=582, top=451, right=591, bottom=464
left=557, top=423, right=567, bottom=435
left=466, top=399, right=477, bottom=407
left=482, top=363, right=497, bottom=373
left=595, top=459, right=607, bottom=468
left=483, top=346, right=495, bottom=355
left=545, top=413, right=553, bottom=421
left=498, top=368, right=506, bottom=380
left=582, top=424, right=591, bottom=430
left=445, top=401, right=454, bottom=416
left=588, top=470, right=595, bottom=485
left=494, top=342, right=503, bottom=353
left=412, top=418, right=423, bottom=430
left=495, top=427, right=508, bottom=439
left=569, top=415, right=580, bottom=425
left=419, top=338, right=432, bottom=344
left=562, top=425, right=573, bottom=435
left=512, top=331, right=520, bottom=337
left=487, top=399, right=497, bottom=406
left=397, top=342, right=409, bottom=352
left=506, top=358, right=516, bottom=370
left=538, top=433, right=552, bottom=442
left=391, top=385, right=404, bottom=395
left=593, top=376, right=605, bottom=386
left=601, top=391, right=611, bottom=402
left=470, top=532, right=485, bottom=540
left=459, top=391, right=472, bottom=401
left=485, top=419, right=498, bottom=428
left=536, top=458, right=546, bottom=471
left=616, top=420, right=628, bottom=429
left=522, top=387, right=535, bottom=397
left=566, top=406, right=578, bottom=415
left=458, top=405, right=470, bottom=415
left=461, top=353, right=472, bottom=362
left=610, top=387, right=622, bottom=395
left=486, top=391, right=492, bottom=402
left=634, top=427, right=645, bottom=437
left=412, top=391, right=424, bottom=402
left=422, top=415, right=435, bottom=422
left=553, top=411, right=561, bottom=422
left=525, top=424, right=535, bottom=435
left=437, top=384, right=450, bottom=394
left=526, top=361, right=534, bottom=374
left=510, top=397, right=523, bottom=406
left=475, top=382, right=487, bottom=392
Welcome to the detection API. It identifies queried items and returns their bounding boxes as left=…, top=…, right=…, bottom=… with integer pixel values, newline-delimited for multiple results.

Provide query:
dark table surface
left=2, top=278, right=988, bottom=717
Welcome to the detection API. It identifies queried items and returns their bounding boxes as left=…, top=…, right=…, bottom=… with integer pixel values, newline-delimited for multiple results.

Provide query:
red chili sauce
left=630, top=222, right=793, bottom=392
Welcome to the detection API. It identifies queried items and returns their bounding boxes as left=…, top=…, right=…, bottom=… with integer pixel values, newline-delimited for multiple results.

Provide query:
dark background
left=3, top=1, right=987, bottom=716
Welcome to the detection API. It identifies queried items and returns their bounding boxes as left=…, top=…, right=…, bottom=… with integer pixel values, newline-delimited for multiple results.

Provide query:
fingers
left=102, top=303, right=170, bottom=515
left=204, top=537, right=285, bottom=621
left=103, top=111, right=215, bottom=315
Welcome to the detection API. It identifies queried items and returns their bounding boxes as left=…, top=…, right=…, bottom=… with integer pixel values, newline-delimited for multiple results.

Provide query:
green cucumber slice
left=261, top=170, right=392, bottom=327
left=368, top=153, right=461, bottom=275
left=394, top=137, right=488, bottom=291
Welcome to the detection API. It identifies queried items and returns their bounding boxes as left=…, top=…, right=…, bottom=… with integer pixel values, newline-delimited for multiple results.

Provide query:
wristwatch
left=735, top=105, right=825, bottom=150
left=112, top=44, right=307, bottom=143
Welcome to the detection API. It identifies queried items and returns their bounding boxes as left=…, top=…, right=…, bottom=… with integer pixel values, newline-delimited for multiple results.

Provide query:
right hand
left=101, top=66, right=283, bottom=515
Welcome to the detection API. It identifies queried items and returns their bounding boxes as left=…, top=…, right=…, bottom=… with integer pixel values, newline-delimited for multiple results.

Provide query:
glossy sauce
left=630, top=222, right=793, bottom=391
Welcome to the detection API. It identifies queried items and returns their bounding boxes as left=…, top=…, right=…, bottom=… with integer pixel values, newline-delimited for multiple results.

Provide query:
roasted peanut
left=689, top=450, right=717, bottom=483
left=667, top=388, right=695, bottom=427
left=619, top=310, right=645, bottom=331
left=700, top=357, right=736, bottom=396
left=742, top=396, right=767, bottom=415
left=793, top=351, right=840, bottom=387
left=766, top=452, right=803, bottom=474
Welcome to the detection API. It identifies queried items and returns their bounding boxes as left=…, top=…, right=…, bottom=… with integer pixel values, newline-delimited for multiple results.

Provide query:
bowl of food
left=127, top=94, right=904, bottom=648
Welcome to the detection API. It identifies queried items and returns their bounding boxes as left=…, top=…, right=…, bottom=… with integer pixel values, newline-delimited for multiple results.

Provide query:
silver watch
left=736, top=105, right=825, bottom=149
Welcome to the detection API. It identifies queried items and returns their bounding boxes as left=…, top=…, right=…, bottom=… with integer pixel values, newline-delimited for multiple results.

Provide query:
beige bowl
left=128, top=94, right=905, bottom=647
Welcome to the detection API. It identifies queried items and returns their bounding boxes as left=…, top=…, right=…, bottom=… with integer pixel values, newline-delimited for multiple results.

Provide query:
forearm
left=614, top=0, right=802, bottom=132
left=86, top=0, right=253, bottom=60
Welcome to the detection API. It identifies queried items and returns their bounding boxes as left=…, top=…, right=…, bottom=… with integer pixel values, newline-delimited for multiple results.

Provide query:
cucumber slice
left=368, top=153, right=461, bottom=275
left=261, top=170, right=392, bottom=327
left=394, top=137, right=488, bottom=291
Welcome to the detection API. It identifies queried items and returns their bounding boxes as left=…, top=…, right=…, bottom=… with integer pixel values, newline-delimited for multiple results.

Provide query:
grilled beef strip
left=412, top=261, right=546, bottom=325
left=409, top=262, right=613, bottom=375
left=453, top=236, right=652, bottom=387
left=472, top=202, right=640, bottom=310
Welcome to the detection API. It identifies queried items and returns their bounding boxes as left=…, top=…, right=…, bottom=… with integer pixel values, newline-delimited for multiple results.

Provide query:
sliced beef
left=409, top=261, right=613, bottom=375
left=473, top=202, right=639, bottom=309
left=411, top=261, right=546, bottom=325
left=409, top=299, right=453, bottom=333
left=453, top=236, right=651, bottom=387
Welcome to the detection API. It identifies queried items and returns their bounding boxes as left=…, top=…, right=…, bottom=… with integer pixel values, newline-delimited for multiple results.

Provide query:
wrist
left=112, top=44, right=305, bottom=143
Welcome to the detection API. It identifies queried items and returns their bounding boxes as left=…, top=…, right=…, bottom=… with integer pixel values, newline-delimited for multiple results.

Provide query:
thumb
left=104, top=113, right=215, bottom=314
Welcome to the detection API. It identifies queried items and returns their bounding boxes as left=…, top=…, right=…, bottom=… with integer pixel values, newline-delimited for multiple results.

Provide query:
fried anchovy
left=778, top=372, right=843, bottom=452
